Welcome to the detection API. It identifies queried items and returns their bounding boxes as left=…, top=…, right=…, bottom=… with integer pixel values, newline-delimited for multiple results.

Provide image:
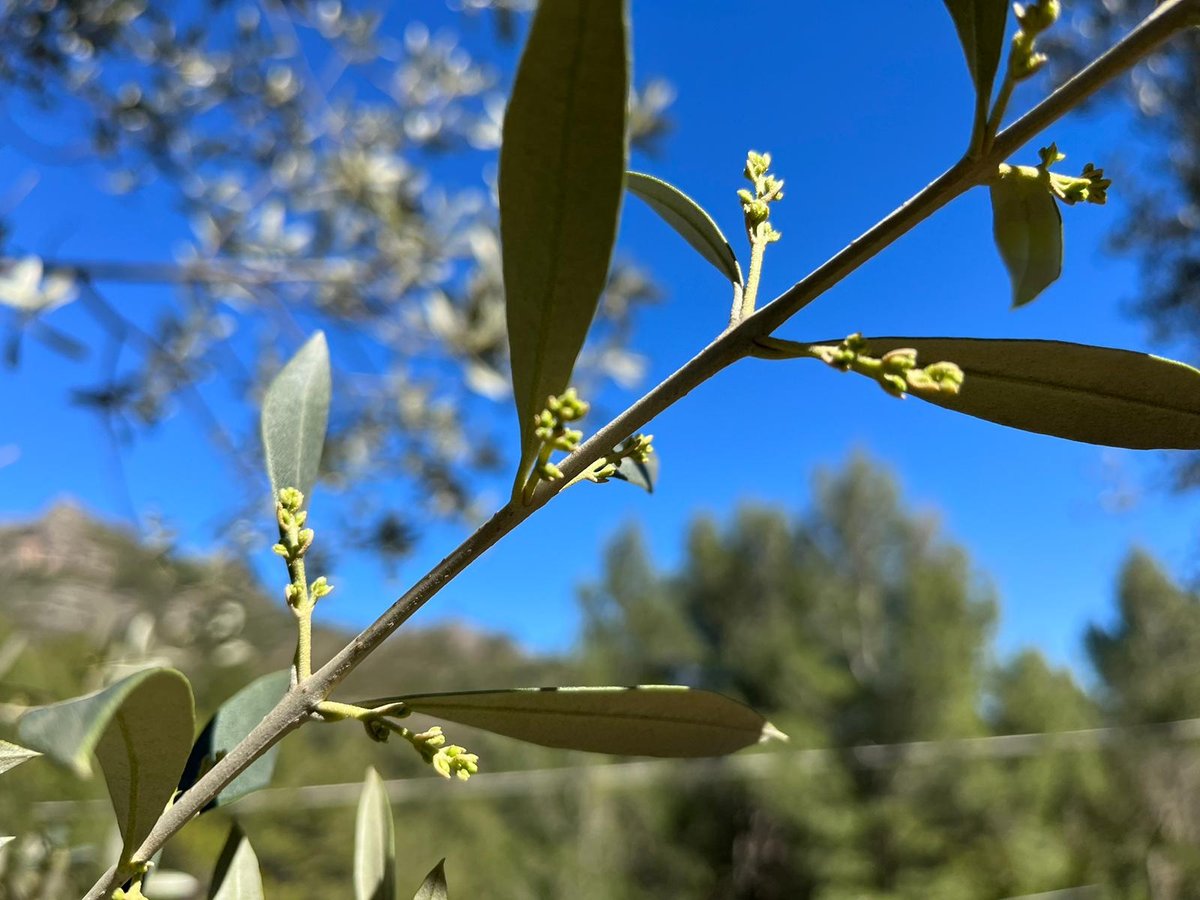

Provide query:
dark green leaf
left=611, top=453, right=659, bottom=494
left=412, top=859, right=448, bottom=900
left=261, top=331, right=331, bottom=501
left=501, top=0, right=630, bottom=492
left=0, top=739, right=39, bottom=775
left=625, top=171, right=742, bottom=285
left=990, top=170, right=1063, bottom=307
left=208, top=826, right=264, bottom=900
left=354, top=767, right=396, bottom=900
left=95, top=671, right=194, bottom=859
left=833, top=337, right=1200, bottom=449
left=180, top=670, right=291, bottom=811
left=359, top=686, right=783, bottom=758
left=18, top=669, right=194, bottom=861
left=942, top=0, right=1008, bottom=116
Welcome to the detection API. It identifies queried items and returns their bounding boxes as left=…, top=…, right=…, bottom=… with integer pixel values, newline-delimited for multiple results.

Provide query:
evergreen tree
left=1085, top=552, right=1200, bottom=899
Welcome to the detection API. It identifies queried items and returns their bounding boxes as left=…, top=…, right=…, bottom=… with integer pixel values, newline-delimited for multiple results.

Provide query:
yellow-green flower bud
left=882, top=348, right=918, bottom=373
left=1012, top=50, right=1047, bottom=80
left=553, top=428, right=583, bottom=451
left=415, top=726, right=446, bottom=748
left=845, top=333, right=868, bottom=353
left=1014, top=0, right=1059, bottom=34
left=924, top=361, right=965, bottom=393
left=278, top=487, right=304, bottom=511
left=880, top=372, right=908, bottom=397
left=745, top=199, right=770, bottom=223
left=744, top=151, right=771, bottom=179
left=1037, top=143, right=1065, bottom=169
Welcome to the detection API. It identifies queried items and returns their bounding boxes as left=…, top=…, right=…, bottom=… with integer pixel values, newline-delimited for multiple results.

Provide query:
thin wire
left=32, top=714, right=1200, bottom=819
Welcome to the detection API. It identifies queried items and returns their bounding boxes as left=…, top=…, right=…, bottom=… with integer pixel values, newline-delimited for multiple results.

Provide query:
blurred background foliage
left=0, top=0, right=670, bottom=558
left=4, top=0, right=1200, bottom=897
left=6, top=457, right=1200, bottom=897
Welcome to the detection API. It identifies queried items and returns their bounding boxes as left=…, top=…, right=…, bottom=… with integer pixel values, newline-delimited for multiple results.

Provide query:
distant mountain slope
left=0, top=502, right=565, bottom=710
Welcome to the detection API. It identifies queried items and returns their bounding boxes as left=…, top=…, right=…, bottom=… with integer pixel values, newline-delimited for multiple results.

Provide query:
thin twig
left=84, top=3, right=1200, bottom=896
left=5, top=256, right=370, bottom=286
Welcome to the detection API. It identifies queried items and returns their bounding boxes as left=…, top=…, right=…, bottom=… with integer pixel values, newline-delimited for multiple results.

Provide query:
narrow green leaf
left=501, top=0, right=630, bottom=492
left=359, top=686, right=783, bottom=758
left=0, top=739, right=40, bottom=775
left=942, top=0, right=1008, bottom=112
left=208, top=826, right=265, bottom=900
left=829, top=336, right=1200, bottom=449
left=611, top=453, right=659, bottom=494
left=18, top=669, right=193, bottom=779
left=95, top=671, right=194, bottom=860
left=412, top=859, right=448, bottom=900
left=261, top=331, right=331, bottom=501
left=179, top=670, right=291, bottom=810
left=18, top=669, right=194, bottom=861
left=354, top=767, right=396, bottom=900
left=990, top=171, right=1063, bottom=307
left=625, top=171, right=742, bottom=285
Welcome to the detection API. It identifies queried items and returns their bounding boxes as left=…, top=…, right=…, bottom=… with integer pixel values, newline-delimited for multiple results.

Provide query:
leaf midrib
left=522, top=4, right=593, bottom=452
left=953, top=367, right=1200, bottom=419
left=409, top=702, right=757, bottom=735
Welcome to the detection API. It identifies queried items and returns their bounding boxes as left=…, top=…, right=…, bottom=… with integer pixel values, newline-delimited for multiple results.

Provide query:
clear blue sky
left=3, top=2, right=1197, bottom=675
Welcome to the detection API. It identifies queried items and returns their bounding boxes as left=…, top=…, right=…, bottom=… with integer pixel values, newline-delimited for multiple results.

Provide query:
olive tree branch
left=1, top=256, right=371, bottom=286
left=84, top=2, right=1199, bottom=895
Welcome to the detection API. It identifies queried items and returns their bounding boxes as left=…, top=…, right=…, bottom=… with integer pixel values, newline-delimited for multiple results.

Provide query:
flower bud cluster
left=272, top=487, right=312, bottom=561
left=532, top=388, right=590, bottom=483
left=409, top=726, right=480, bottom=781
left=1035, top=144, right=1110, bottom=206
left=1010, top=0, right=1060, bottom=80
left=271, top=487, right=334, bottom=610
left=812, top=334, right=964, bottom=399
left=739, top=151, right=784, bottom=244
left=585, top=433, right=655, bottom=484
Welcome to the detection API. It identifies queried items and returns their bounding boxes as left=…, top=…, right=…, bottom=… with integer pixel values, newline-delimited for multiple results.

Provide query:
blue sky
left=3, top=2, right=1197, bottom=675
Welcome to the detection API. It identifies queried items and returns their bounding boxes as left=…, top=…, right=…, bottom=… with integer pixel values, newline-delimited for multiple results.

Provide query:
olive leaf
left=942, top=0, right=1009, bottom=136
left=208, top=825, right=265, bottom=900
left=354, top=767, right=396, bottom=900
left=261, top=331, right=331, bottom=501
left=355, top=686, right=784, bottom=758
left=412, top=859, right=448, bottom=900
left=612, top=453, right=659, bottom=494
left=501, top=0, right=630, bottom=495
left=990, top=169, right=1063, bottom=306
left=179, top=670, right=291, bottom=811
left=19, top=669, right=194, bottom=862
left=809, top=336, right=1200, bottom=449
left=0, top=739, right=40, bottom=776
left=625, top=171, right=742, bottom=285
